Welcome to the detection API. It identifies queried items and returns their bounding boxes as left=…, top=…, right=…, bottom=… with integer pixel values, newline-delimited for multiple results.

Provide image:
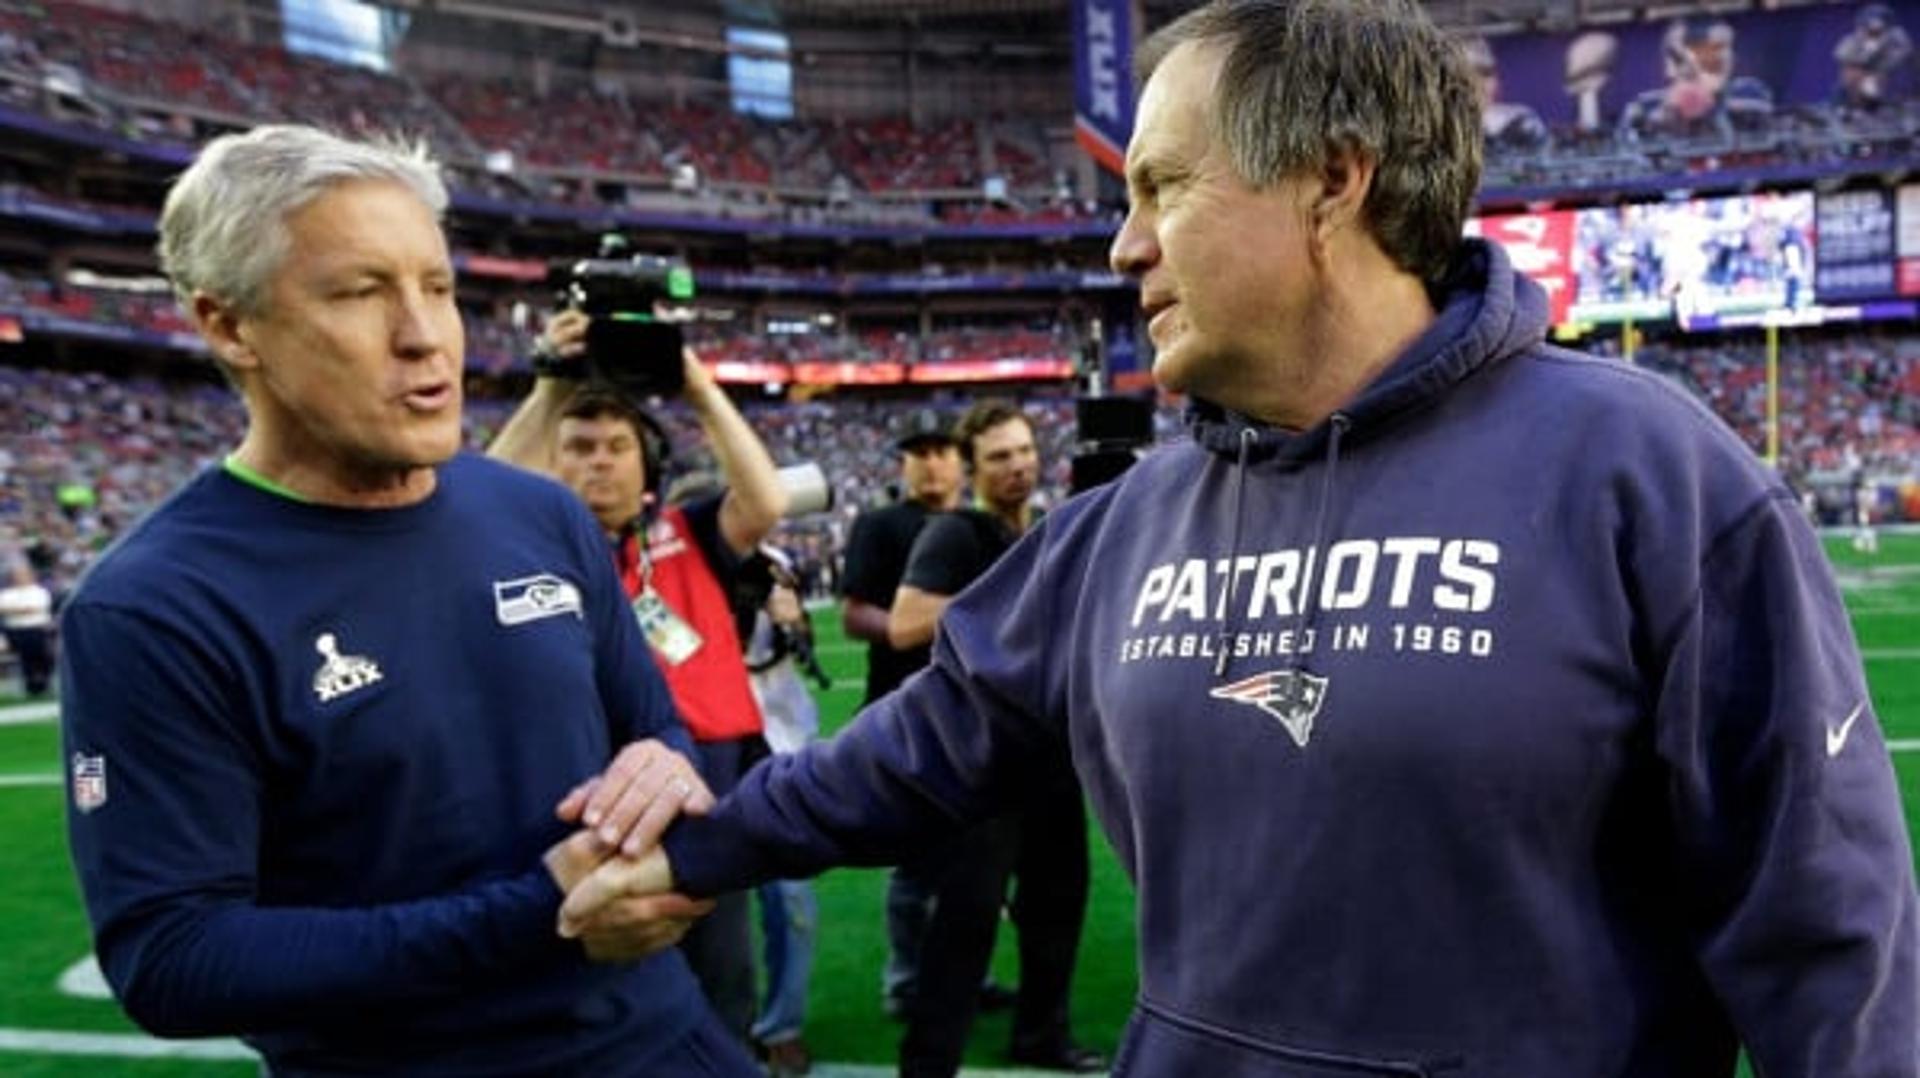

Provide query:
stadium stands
left=9, top=0, right=1910, bottom=222
left=2, top=0, right=1919, bottom=594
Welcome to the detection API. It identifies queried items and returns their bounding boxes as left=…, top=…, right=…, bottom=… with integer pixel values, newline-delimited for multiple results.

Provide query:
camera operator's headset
left=630, top=404, right=674, bottom=518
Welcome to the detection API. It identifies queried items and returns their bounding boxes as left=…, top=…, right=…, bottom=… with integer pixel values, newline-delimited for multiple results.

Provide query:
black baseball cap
left=895, top=409, right=956, bottom=452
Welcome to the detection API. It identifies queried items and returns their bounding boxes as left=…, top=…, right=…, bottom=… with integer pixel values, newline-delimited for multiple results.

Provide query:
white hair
left=158, top=124, right=448, bottom=314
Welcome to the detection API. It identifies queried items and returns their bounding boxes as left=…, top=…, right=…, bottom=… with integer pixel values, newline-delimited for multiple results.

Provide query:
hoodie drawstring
left=1211, top=413, right=1349, bottom=680
left=1211, top=426, right=1257, bottom=676
left=1213, top=413, right=1351, bottom=676
left=1286, top=413, right=1349, bottom=676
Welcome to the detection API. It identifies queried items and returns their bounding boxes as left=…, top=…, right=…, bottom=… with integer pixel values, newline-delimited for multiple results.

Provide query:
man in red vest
left=492, top=309, right=788, bottom=1050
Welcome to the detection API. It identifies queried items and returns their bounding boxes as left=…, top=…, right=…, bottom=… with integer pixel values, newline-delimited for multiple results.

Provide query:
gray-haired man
left=561, top=1, right=1917, bottom=1073
left=60, top=125, right=755, bottom=1076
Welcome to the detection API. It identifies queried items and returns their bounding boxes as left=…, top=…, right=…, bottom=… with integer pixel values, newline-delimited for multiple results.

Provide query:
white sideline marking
left=0, top=701, right=57, bottom=725
left=1861, top=648, right=1920, bottom=660
left=0, top=773, right=58, bottom=788
left=0, top=1030, right=1075, bottom=1075
left=0, top=1028, right=255, bottom=1060
left=1890, top=739, right=1920, bottom=753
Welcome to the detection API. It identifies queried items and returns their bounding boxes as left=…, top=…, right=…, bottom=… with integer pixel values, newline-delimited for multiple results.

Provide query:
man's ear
left=1309, top=143, right=1378, bottom=246
left=190, top=292, right=259, bottom=373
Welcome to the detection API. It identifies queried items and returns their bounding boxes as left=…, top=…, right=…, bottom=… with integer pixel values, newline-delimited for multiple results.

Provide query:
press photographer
left=487, top=267, right=789, bottom=1053
left=735, top=545, right=830, bottom=693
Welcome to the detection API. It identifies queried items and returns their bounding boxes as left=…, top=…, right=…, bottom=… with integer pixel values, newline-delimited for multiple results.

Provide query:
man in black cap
left=840, top=410, right=963, bottom=711
left=887, top=400, right=1102, bottom=1076
left=838, top=409, right=1000, bottom=1021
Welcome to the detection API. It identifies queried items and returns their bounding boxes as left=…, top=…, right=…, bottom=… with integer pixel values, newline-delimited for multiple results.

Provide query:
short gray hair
left=1137, top=0, right=1481, bottom=286
left=158, top=124, right=448, bottom=313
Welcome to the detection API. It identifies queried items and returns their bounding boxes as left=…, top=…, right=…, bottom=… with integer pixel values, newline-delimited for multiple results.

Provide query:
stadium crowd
left=0, top=0, right=1074, bottom=221
left=2, top=365, right=1090, bottom=602
left=4, top=0, right=1914, bottom=224
left=5, top=328, right=1917, bottom=607
left=0, top=267, right=1084, bottom=372
left=1629, top=331, right=1920, bottom=477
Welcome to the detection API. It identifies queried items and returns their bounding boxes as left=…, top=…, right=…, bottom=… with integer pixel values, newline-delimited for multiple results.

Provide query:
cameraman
left=490, top=308, right=788, bottom=1046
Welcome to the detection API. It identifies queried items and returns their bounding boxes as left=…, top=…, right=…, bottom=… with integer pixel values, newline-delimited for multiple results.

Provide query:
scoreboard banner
left=1816, top=189, right=1896, bottom=301
left=1072, top=0, right=1136, bottom=177
left=1899, top=184, right=1920, bottom=297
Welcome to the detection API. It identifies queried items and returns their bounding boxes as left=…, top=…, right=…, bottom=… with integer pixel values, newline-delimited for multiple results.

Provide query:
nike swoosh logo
left=1826, top=701, right=1867, bottom=758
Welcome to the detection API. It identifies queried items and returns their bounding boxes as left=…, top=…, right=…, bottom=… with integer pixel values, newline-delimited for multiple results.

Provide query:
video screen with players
left=1569, top=191, right=1815, bottom=325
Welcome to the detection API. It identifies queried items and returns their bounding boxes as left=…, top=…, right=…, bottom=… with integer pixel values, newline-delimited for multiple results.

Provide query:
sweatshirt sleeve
left=1656, top=493, right=1919, bottom=1073
left=665, top=505, right=1079, bottom=893
left=61, top=601, right=580, bottom=1039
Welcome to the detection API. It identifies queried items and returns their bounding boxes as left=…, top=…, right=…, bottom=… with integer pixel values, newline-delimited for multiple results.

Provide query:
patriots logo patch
left=1210, top=669, right=1330, bottom=749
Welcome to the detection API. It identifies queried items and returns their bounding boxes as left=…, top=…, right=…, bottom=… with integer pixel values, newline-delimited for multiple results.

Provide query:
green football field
left=0, top=532, right=1915, bottom=1075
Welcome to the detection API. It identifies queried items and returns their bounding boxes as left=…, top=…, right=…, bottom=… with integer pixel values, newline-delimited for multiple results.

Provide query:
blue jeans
left=883, top=860, right=936, bottom=1003
left=752, top=878, right=816, bottom=1044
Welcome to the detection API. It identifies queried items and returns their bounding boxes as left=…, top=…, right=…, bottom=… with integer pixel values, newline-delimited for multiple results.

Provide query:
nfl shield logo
left=71, top=753, right=107, bottom=813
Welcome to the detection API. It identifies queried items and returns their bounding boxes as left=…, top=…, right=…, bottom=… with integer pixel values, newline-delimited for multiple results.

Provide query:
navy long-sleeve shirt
left=62, top=453, right=705, bottom=1076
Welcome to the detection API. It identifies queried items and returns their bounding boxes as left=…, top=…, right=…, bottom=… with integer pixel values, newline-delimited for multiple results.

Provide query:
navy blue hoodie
left=667, top=241, right=1919, bottom=1076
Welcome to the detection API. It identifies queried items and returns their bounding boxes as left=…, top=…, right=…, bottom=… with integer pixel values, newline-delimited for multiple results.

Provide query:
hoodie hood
left=1186, top=238, right=1550, bottom=464
left=1188, top=239, right=1552, bottom=681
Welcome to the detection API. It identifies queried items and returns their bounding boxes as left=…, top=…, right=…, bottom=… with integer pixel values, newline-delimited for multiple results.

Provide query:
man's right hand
left=543, top=830, right=710, bottom=962
left=559, top=843, right=678, bottom=940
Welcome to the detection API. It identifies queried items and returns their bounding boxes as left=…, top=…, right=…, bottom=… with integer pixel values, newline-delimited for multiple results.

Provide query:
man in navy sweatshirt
left=564, top=2, right=1919, bottom=1074
left=60, top=125, right=757, bottom=1077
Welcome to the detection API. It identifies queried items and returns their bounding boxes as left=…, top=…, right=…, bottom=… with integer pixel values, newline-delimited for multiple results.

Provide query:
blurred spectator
left=1834, top=4, right=1913, bottom=113
left=0, top=554, right=53, bottom=696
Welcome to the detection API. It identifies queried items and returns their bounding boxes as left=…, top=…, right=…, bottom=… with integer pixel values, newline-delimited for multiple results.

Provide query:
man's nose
left=1109, top=206, right=1157, bottom=276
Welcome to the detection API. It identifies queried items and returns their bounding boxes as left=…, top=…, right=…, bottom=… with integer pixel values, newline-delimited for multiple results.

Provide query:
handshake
left=542, top=739, right=715, bottom=962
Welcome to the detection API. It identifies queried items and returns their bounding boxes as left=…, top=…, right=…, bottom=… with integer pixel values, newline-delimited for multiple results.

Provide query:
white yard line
left=0, top=701, right=58, bottom=726
left=0, top=774, right=58, bottom=788
left=0, top=1029, right=1077, bottom=1075
left=0, top=1028, right=255, bottom=1061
